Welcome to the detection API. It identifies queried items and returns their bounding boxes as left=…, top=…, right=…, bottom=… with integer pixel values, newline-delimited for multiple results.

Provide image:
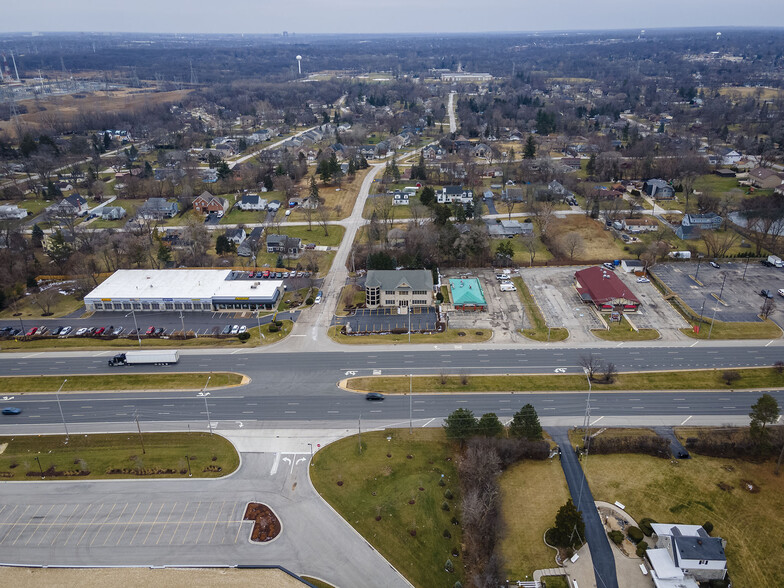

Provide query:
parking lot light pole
left=178, top=311, right=185, bottom=338
left=185, top=455, right=192, bottom=477
left=698, top=299, right=706, bottom=325
left=708, top=306, right=718, bottom=339
left=409, top=373, right=413, bottom=435
left=695, top=255, right=704, bottom=282
left=55, top=378, right=69, bottom=442
left=34, top=456, right=44, bottom=479
left=743, top=256, right=750, bottom=281
left=718, top=273, right=728, bottom=301
left=126, top=310, right=141, bottom=347
left=203, top=376, right=212, bottom=434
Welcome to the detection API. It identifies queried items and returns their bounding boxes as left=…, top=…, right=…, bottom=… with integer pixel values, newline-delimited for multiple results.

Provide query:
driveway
left=0, top=446, right=410, bottom=588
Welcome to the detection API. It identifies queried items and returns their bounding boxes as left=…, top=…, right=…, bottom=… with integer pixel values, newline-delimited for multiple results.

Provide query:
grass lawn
left=0, top=292, right=84, bottom=319
left=300, top=578, right=336, bottom=588
left=287, top=169, right=372, bottom=222
left=680, top=318, right=782, bottom=340
left=549, top=215, right=627, bottom=261
left=345, top=367, right=784, bottom=394
left=491, top=236, right=554, bottom=266
left=279, top=287, right=315, bottom=312
left=0, top=432, right=238, bottom=480
left=499, top=460, right=570, bottom=580
left=513, top=277, right=569, bottom=342
left=440, top=285, right=451, bottom=303
left=276, top=224, right=345, bottom=248
left=591, top=316, right=659, bottom=341
left=567, top=427, right=659, bottom=448
left=0, top=373, right=242, bottom=393
left=328, top=325, right=492, bottom=345
left=310, top=428, right=463, bottom=588
left=362, top=198, right=414, bottom=220
left=581, top=452, right=784, bottom=588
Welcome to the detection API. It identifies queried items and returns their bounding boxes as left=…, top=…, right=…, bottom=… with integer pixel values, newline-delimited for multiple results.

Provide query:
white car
left=230, top=325, right=240, bottom=335
left=778, top=289, right=784, bottom=297
left=75, top=327, right=88, bottom=336
left=238, top=325, right=247, bottom=334
left=636, top=277, right=650, bottom=283
left=60, top=326, right=72, bottom=337
left=314, top=294, right=322, bottom=304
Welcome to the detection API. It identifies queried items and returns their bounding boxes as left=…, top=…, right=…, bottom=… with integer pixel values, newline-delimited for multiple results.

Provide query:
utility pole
left=179, top=311, right=185, bottom=338
left=55, top=379, right=69, bottom=441
left=203, top=376, right=212, bottom=434
left=358, top=413, right=362, bottom=454
left=707, top=306, right=718, bottom=339
left=718, top=273, right=728, bottom=302
left=409, top=373, right=413, bottom=435
left=742, top=256, right=750, bottom=280
left=135, top=413, right=146, bottom=454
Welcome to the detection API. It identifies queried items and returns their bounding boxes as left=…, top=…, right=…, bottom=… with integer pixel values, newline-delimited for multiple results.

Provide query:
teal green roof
left=449, top=278, right=487, bottom=306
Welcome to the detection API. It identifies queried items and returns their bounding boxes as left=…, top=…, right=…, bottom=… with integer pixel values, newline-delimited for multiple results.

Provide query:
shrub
left=636, top=540, right=649, bottom=557
left=268, top=324, right=279, bottom=333
left=589, top=435, right=671, bottom=458
left=444, top=489, right=454, bottom=500
left=627, top=526, right=644, bottom=544
left=454, top=582, right=463, bottom=588
left=439, top=478, right=446, bottom=487
left=237, top=332, right=251, bottom=342
left=608, top=530, right=624, bottom=545
left=274, top=320, right=283, bottom=327
left=640, top=518, right=657, bottom=537
left=702, top=521, right=714, bottom=535
left=305, top=297, right=314, bottom=305
left=444, top=559, right=454, bottom=573
left=443, top=529, right=451, bottom=539
left=441, top=501, right=450, bottom=511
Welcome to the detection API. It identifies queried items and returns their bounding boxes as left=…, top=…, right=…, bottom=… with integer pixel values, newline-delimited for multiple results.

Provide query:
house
left=237, top=194, right=268, bottom=211
left=137, top=198, right=179, bottom=220
left=748, top=166, right=784, bottom=189
left=647, top=524, right=727, bottom=584
left=161, top=229, right=191, bottom=249
left=237, top=227, right=264, bottom=257
left=267, top=200, right=282, bottom=213
left=392, top=191, right=410, bottom=206
left=502, top=187, right=524, bottom=203
left=487, top=220, right=534, bottom=238
left=472, top=143, right=491, bottom=158
left=223, top=228, right=247, bottom=246
left=193, top=192, right=229, bottom=215
left=675, top=225, right=701, bottom=240
left=548, top=180, right=573, bottom=199
left=364, top=269, right=434, bottom=309
left=0, top=204, right=28, bottom=220
left=574, top=266, right=641, bottom=312
left=620, top=259, right=644, bottom=273
left=717, top=147, right=742, bottom=166
left=43, top=229, right=76, bottom=253
left=643, top=179, right=676, bottom=200
left=422, top=145, right=444, bottom=160
left=621, top=218, right=658, bottom=233
left=713, top=168, right=736, bottom=178
left=681, top=213, right=722, bottom=230
left=266, top=234, right=302, bottom=258
left=100, top=206, right=126, bottom=221
left=437, top=186, right=474, bottom=205
left=47, top=194, right=88, bottom=217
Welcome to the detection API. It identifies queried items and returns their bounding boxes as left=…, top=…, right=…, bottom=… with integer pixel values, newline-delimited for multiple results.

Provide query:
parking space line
left=0, top=505, right=20, bottom=545
left=4, top=505, right=31, bottom=546
left=50, top=504, right=80, bottom=546
left=38, top=503, right=66, bottom=546
left=156, top=502, right=178, bottom=545
left=25, top=504, right=55, bottom=546
left=224, top=502, right=240, bottom=544
left=169, top=502, right=189, bottom=545
left=64, top=504, right=93, bottom=546
left=143, top=504, right=164, bottom=545
left=117, top=503, right=141, bottom=546
left=76, top=503, right=105, bottom=546
left=103, top=503, right=129, bottom=546
left=91, top=503, right=116, bottom=546
left=180, top=502, right=203, bottom=545
left=208, top=502, right=228, bottom=544
left=129, top=503, right=153, bottom=546
left=194, top=501, right=214, bottom=544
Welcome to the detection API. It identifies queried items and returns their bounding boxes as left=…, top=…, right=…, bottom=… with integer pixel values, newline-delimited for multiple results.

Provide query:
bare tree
left=373, top=195, right=395, bottom=243
left=761, top=298, right=776, bottom=320
left=579, top=354, right=602, bottom=381
left=522, top=233, right=538, bottom=267
left=602, top=362, right=617, bottom=384
left=701, top=231, right=739, bottom=259
left=316, top=204, right=332, bottom=237
left=561, top=233, right=584, bottom=263
left=32, top=288, right=61, bottom=316
left=530, top=200, right=556, bottom=242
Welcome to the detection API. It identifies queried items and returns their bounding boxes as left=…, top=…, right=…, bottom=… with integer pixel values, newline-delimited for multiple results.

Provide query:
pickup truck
left=108, top=350, right=180, bottom=366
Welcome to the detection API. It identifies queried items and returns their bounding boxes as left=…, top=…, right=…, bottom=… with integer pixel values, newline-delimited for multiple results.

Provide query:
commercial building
left=364, top=270, right=434, bottom=309
left=449, top=278, right=487, bottom=311
left=84, top=269, right=283, bottom=312
left=574, top=266, right=640, bottom=311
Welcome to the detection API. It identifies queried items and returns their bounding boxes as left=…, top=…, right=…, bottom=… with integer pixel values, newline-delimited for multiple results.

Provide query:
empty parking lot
left=0, top=500, right=249, bottom=548
left=342, top=307, right=440, bottom=333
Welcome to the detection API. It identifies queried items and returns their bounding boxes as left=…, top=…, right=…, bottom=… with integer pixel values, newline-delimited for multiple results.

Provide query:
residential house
left=643, top=179, right=676, bottom=200
left=681, top=213, right=722, bottom=230
left=0, top=204, right=28, bottom=220
left=137, top=198, right=179, bottom=220
left=237, top=194, right=268, bottom=211
left=364, top=269, right=434, bottom=309
left=422, top=145, right=444, bottom=160
left=437, top=186, right=474, bottom=205
left=502, top=187, right=524, bottom=203
left=193, top=192, right=229, bottom=215
left=548, top=180, right=573, bottom=199
left=267, top=200, right=281, bottom=213
left=47, top=194, right=88, bottom=217
left=620, top=259, right=644, bottom=274
left=237, top=227, right=264, bottom=257
left=748, top=166, right=784, bottom=189
left=154, top=167, right=186, bottom=182
left=391, top=191, right=409, bottom=206
left=717, top=147, right=742, bottom=166
left=647, top=523, right=727, bottom=584
left=621, top=218, right=658, bottom=233
left=100, top=206, right=126, bottom=221
left=223, top=228, right=247, bottom=246
left=472, top=143, right=491, bottom=158
left=266, top=234, right=302, bottom=258
left=487, top=220, right=533, bottom=238
left=161, top=229, right=191, bottom=249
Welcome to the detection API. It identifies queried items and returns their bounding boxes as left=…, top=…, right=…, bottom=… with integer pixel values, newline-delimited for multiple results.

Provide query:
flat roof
left=85, top=270, right=282, bottom=302
left=449, top=278, right=487, bottom=306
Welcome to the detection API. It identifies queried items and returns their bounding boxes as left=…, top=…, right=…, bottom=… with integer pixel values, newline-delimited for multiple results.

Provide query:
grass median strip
left=346, top=367, right=784, bottom=394
left=0, top=373, right=243, bottom=394
left=328, top=325, right=492, bottom=344
left=0, top=432, right=239, bottom=479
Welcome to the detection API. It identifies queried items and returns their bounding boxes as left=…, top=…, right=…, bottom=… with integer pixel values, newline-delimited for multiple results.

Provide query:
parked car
left=145, top=326, right=155, bottom=335
left=75, top=327, right=88, bottom=336
left=262, top=270, right=270, bottom=278
left=60, top=326, right=72, bottom=336
left=51, top=326, right=63, bottom=336
left=112, top=326, right=124, bottom=336
left=238, top=325, right=247, bottom=334
left=305, top=243, right=316, bottom=250
left=94, top=327, right=105, bottom=336
left=230, top=325, right=240, bottom=335
left=248, top=271, right=255, bottom=278
left=365, top=392, right=385, bottom=401
left=602, top=262, right=615, bottom=271
left=25, top=327, right=37, bottom=336
left=709, top=261, right=720, bottom=269
left=761, top=289, right=774, bottom=298
left=275, top=272, right=283, bottom=279
left=636, top=277, right=650, bottom=283
left=314, top=291, right=323, bottom=304
left=779, top=289, right=784, bottom=297
left=221, top=324, right=232, bottom=335
left=86, top=327, right=97, bottom=335
left=2, top=407, right=22, bottom=415
left=154, top=327, right=165, bottom=336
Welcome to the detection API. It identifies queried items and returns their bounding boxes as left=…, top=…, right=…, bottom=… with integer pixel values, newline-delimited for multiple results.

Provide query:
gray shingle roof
left=365, top=270, right=434, bottom=292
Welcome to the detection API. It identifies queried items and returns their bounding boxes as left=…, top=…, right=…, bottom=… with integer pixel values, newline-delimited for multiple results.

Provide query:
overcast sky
left=3, top=1, right=784, bottom=34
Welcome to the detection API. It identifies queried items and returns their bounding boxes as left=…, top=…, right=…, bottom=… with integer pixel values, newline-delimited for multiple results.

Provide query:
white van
left=500, top=282, right=517, bottom=292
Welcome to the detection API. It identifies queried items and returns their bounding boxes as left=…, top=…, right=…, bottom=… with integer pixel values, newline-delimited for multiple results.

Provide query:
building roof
left=242, top=194, right=261, bottom=205
left=622, top=259, right=644, bottom=268
left=647, top=549, right=684, bottom=580
left=365, top=270, right=434, bottom=292
left=574, top=266, right=640, bottom=306
left=141, top=198, right=178, bottom=210
left=449, top=278, right=487, bottom=306
left=672, top=535, right=726, bottom=564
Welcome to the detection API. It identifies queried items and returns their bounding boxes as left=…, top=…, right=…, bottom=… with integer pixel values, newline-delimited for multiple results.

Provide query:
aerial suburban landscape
left=1, top=10, right=784, bottom=588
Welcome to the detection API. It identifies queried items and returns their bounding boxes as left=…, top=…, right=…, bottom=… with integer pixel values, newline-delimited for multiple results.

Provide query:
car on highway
left=709, top=261, right=720, bottom=269
left=75, top=327, right=88, bottom=336
left=636, top=277, right=650, bottom=283
left=25, top=327, right=37, bottom=336
left=60, top=326, right=72, bottom=336
left=221, top=324, right=232, bottom=335
left=230, top=325, right=240, bottom=335
left=2, top=407, right=22, bottom=415
left=239, top=325, right=247, bottom=334
left=365, top=392, right=385, bottom=401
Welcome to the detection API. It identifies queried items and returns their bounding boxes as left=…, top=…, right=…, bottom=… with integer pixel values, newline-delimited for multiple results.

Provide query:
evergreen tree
left=215, top=235, right=235, bottom=255
left=509, top=404, right=543, bottom=440
left=347, top=158, right=356, bottom=177
left=524, top=135, right=537, bottom=159
left=31, top=224, right=44, bottom=248
left=749, top=393, right=779, bottom=443
left=477, top=413, right=504, bottom=437
left=420, top=186, right=436, bottom=207
left=586, top=153, right=597, bottom=178
left=443, top=408, right=477, bottom=445
left=157, top=243, right=172, bottom=265
left=309, top=176, right=319, bottom=201
left=551, top=499, right=585, bottom=548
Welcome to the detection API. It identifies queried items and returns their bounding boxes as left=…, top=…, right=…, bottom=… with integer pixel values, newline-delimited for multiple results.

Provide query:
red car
left=145, top=326, right=155, bottom=335
left=25, top=327, right=37, bottom=336
left=262, top=270, right=270, bottom=278
left=94, top=327, right=105, bottom=336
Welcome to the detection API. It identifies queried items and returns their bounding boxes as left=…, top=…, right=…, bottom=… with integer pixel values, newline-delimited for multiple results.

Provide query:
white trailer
left=767, top=255, right=783, bottom=268
left=108, top=350, right=180, bottom=366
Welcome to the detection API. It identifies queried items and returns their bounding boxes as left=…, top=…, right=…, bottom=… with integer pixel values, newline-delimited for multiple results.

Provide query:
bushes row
left=589, top=435, right=671, bottom=458
left=685, top=428, right=784, bottom=460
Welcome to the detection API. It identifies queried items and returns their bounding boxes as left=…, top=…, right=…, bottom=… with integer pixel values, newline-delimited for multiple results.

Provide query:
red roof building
left=574, top=266, right=640, bottom=312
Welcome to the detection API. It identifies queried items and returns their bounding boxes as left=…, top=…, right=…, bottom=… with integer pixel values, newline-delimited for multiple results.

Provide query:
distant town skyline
left=2, top=1, right=783, bottom=35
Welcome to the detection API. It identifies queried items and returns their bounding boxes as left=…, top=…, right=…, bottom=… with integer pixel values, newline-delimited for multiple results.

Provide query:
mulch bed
left=243, top=502, right=281, bottom=542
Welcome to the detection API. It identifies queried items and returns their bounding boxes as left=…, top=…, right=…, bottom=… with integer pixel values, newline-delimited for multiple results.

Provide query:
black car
left=2, top=407, right=22, bottom=415
left=365, top=392, right=385, bottom=401
left=761, top=289, right=774, bottom=298
left=51, top=326, right=63, bottom=336
left=221, top=324, right=232, bottom=335
left=154, top=327, right=165, bottom=336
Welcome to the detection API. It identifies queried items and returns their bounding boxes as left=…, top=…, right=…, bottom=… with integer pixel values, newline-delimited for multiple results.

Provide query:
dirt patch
left=741, top=479, right=760, bottom=493
left=243, top=503, right=281, bottom=542
left=717, top=482, right=734, bottom=492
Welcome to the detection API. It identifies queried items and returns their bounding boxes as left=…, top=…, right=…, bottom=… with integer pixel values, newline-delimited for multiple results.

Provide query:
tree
left=156, top=243, right=172, bottom=266
left=496, top=240, right=514, bottom=260
left=420, top=186, right=436, bottom=207
left=580, top=354, right=601, bottom=381
left=476, top=413, right=504, bottom=438
left=509, top=404, right=543, bottom=440
left=32, top=288, right=60, bottom=316
left=522, top=233, right=538, bottom=267
left=523, top=135, right=537, bottom=159
left=443, top=408, right=477, bottom=445
left=551, top=499, right=585, bottom=549
left=749, top=393, right=779, bottom=440
left=306, top=176, right=320, bottom=231
left=760, top=298, right=776, bottom=320
left=31, top=224, right=44, bottom=248
left=215, top=235, right=235, bottom=255
left=561, top=233, right=584, bottom=262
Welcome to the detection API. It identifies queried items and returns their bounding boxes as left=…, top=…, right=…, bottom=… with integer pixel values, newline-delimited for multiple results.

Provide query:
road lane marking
left=421, top=418, right=435, bottom=427
left=681, top=416, right=693, bottom=426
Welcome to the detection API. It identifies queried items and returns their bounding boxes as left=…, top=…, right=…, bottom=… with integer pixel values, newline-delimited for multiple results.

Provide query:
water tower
left=296, top=55, right=302, bottom=75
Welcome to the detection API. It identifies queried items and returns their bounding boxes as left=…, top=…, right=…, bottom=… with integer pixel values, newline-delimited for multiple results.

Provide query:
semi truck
left=107, top=350, right=180, bottom=366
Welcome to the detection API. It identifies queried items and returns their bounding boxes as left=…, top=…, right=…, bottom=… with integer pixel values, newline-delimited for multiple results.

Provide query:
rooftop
left=365, top=269, right=434, bottom=292
left=449, top=278, right=487, bottom=306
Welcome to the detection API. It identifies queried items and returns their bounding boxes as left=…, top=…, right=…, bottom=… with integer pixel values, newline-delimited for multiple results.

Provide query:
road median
left=0, top=372, right=246, bottom=394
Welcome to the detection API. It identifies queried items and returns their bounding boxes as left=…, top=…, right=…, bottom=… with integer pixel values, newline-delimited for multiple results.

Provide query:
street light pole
left=126, top=309, right=141, bottom=348
left=55, top=378, right=69, bottom=441
left=203, top=376, right=212, bottom=434
left=695, top=255, right=703, bottom=281
left=708, top=306, right=718, bottom=339
left=185, top=455, right=192, bottom=477
left=718, top=273, right=728, bottom=301
left=179, top=311, right=185, bottom=338
left=409, top=373, right=413, bottom=435
left=34, top=456, right=44, bottom=479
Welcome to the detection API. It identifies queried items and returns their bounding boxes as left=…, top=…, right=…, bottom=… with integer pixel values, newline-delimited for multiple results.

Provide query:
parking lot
left=0, top=500, right=249, bottom=548
left=653, top=261, right=784, bottom=323
left=342, top=307, right=440, bottom=333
